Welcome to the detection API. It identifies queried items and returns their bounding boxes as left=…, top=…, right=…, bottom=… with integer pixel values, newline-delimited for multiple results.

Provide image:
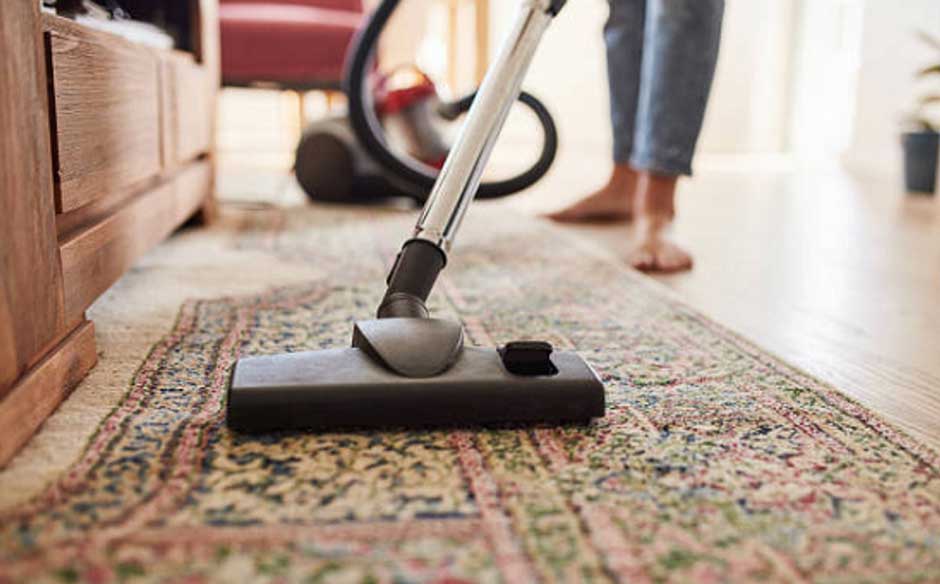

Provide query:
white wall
left=487, top=0, right=798, bottom=161
left=788, top=0, right=864, bottom=166
left=697, top=0, right=796, bottom=155
left=840, top=0, right=940, bottom=177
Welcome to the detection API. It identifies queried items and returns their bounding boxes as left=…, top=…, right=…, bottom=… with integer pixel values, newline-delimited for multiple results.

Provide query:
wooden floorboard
left=552, top=168, right=940, bottom=449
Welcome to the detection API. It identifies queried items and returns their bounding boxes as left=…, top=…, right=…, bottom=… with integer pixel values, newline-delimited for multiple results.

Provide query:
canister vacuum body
left=293, top=2, right=559, bottom=205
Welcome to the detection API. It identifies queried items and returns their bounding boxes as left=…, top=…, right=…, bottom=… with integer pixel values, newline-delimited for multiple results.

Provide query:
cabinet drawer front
left=47, top=18, right=162, bottom=213
left=163, top=56, right=212, bottom=165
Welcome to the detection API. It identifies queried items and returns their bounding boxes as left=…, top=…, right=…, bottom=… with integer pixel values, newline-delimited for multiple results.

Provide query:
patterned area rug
left=1, top=203, right=938, bottom=583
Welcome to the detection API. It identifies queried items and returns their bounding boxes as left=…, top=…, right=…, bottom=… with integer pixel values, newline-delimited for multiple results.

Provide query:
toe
left=654, top=245, right=693, bottom=273
left=545, top=203, right=590, bottom=223
left=545, top=209, right=574, bottom=222
left=629, top=248, right=655, bottom=271
left=629, top=239, right=693, bottom=273
left=545, top=190, right=633, bottom=224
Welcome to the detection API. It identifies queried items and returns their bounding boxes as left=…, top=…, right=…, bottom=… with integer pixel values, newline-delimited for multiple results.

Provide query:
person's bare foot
left=628, top=173, right=693, bottom=273
left=629, top=217, right=693, bottom=273
left=546, top=164, right=637, bottom=223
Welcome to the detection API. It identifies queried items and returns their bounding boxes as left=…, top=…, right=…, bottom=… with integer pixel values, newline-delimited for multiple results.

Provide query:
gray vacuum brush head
left=227, top=345, right=604, bottom=432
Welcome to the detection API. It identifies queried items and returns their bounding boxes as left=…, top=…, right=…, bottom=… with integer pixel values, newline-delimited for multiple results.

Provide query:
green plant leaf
left=917, top=64, right=940, bottom=77
left=916, top=29, right=940, bottom=52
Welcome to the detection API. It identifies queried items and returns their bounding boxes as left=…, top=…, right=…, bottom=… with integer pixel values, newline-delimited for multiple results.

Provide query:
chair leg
left=475, top=0, right=490, bottom=85
left=448, top=0, right=459, bottom=91
left=325, top=91, right=340, bottom=111
left=297, top=90, right=307, bottom=130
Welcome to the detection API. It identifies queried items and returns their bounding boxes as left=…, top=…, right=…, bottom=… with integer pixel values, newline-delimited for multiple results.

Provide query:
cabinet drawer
left=162, top=54, right=212, bottom=166
left=46, top=16, right=162, bottom=213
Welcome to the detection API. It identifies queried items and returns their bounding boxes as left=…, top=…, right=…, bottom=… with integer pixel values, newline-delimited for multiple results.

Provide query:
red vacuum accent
left=374, top=69, right=437, bottom=115
left=374, top=68, right=449, bottom=167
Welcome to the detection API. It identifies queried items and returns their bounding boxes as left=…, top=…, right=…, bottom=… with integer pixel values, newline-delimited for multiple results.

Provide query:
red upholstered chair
left=220, top=0, right=365, bottom=90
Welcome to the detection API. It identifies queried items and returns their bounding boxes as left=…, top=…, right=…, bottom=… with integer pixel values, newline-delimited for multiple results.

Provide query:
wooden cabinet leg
left=0, top=321, right=97, bottom=468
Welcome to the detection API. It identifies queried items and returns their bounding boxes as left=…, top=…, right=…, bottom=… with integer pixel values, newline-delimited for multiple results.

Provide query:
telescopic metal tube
left=412, top=0, right=556, bottom=252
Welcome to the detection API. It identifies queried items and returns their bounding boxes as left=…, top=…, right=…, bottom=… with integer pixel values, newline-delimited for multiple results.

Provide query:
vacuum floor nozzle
left=227, top=345, right=604, bottom=433
left=226, top=0, right=599, bottom=434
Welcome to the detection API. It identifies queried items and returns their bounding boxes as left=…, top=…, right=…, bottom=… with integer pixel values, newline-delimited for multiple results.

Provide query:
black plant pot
left=902, top=131, right=939, bottom=194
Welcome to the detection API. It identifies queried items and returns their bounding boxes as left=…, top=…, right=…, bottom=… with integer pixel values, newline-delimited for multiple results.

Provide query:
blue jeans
left=605, top=0, right=724, bottom=176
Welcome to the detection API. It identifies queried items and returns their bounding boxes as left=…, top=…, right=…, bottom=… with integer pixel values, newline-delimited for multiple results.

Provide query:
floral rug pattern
left=0, top=205, right=938, bottom=583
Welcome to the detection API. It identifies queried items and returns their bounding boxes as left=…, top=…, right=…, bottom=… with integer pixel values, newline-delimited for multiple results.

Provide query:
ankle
left=635, top=171, right=677, bottom=220
left=608, top=163, right=639, bottom=191
left=634, top=213, right=673, bottom=242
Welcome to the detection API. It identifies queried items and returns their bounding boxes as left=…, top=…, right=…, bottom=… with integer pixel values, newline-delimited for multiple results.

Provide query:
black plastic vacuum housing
left=293, top=0, right=559, bottom=204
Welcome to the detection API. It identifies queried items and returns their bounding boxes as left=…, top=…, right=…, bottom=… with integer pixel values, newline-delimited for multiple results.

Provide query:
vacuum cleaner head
left=228, top=0, right=604, bottom=434
left=227, top=318, right=604, bottom=432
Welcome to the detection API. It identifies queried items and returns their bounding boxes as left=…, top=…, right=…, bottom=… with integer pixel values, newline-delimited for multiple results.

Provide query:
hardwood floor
left=526, top=166, right=940, bottom=449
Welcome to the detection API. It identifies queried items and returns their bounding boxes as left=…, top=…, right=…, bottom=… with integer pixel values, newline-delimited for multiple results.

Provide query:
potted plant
left=902, top=31, right=940, bottom=194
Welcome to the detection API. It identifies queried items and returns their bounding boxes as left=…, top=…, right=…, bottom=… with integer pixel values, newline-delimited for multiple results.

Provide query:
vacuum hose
left=344, top=0, right=558, bottom=199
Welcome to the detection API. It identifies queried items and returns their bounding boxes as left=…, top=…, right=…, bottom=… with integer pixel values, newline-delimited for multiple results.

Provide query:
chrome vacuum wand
left=415, top=0, right=560, bottom=250
left=377, top=0, right=565, bottom=319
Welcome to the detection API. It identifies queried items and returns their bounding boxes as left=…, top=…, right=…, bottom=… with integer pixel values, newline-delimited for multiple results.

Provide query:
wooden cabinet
left=163, top=53, right=213, bottom=166
left=0, top=2, right=219, bottom=467
left=47, top=17, right=164, bottom=213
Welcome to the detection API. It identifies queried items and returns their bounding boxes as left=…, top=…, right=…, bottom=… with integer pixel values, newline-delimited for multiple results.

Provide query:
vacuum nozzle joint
left=378, top=239, right=447, bottom=319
